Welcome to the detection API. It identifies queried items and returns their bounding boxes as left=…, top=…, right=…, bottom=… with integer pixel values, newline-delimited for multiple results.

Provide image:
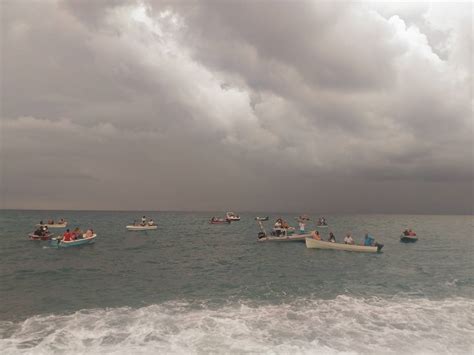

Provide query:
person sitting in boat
left=328, top=232, right=336, bottom=243
left=59, top=218, right=65, bottom=224
left=364, top=233, right=375, bottom=246
left=39, top=220, right=44, bottom=225
left=311, top=230, right=321, bottom=240
left=281, top=220, right=290, bottom=229
left=408, top=229, right=416, bottom=236
left=403, top=229, right=409, bottom=236
left=84, top=229, right=94, bottom=239
left=148, top=219, right=155, bottom=226
left=33, top=227, right=44, bottom=236
left=62, top=229, right=74, bottom=242
left=72, top=227, right=82, bottom=239
left=141, top=216, right=147, bottom=226
left=344, top=233, right=354, bottom=245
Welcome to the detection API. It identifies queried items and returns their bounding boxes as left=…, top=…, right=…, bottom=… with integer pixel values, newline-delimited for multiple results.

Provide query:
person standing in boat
left=298, top=220, right=306, bottom=234
left=141, top=216, right=146, bottom=226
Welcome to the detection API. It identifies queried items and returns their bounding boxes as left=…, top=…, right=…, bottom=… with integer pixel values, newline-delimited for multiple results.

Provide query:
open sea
left=0, top=211, right=472, bottom=354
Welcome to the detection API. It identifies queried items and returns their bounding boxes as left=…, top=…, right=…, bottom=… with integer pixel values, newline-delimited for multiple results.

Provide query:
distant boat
left=255, top=216, right=269, bottom=221
left=126, top=225, right=157, bottom=231
left=36, top=222, right=67, bottom=228
left=305, top=238, right=383, bottom=253
left=50, top=234, right=97, bottom=248
left=400, top=234, right=418, bottom=243
left=28, top=232, right=53, bottom=241
left=210, top=217, right=231, bottom=224
left=226, top=212, right=241, bottom=221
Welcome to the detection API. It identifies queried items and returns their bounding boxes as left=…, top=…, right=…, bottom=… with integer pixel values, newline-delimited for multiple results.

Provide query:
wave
left=1, top=296, right=473, bottom=354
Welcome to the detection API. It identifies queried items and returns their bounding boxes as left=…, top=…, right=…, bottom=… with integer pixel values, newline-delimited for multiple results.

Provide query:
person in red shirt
left=62, top=229, right=74, bottom=241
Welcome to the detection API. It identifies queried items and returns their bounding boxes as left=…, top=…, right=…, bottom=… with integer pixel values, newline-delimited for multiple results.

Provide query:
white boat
left=126, top=225, right=158, bottom=231
left=226, top=212, right=241, bottom=221
left=258, top=233, right=311, bottom=242
left=36, top=222, right=68, bottom=228
left=315, top=224, right=328, bottom=228
left=305, top=238, right=383, bottom=253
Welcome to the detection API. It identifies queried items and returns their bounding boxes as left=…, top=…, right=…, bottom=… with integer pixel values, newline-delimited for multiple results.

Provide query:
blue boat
left=50, top=234, right=97, bottom=248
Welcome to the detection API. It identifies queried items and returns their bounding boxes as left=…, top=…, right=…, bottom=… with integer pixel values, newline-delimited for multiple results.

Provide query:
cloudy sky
left=1, top=0, right=472, bottom=214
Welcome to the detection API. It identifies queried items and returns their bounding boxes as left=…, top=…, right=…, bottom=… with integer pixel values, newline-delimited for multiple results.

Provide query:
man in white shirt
left=344, top=234, right=354, bottom=244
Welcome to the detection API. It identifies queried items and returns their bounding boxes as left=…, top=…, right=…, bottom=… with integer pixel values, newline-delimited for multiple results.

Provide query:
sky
left=0, top=0, right=472, bottom=214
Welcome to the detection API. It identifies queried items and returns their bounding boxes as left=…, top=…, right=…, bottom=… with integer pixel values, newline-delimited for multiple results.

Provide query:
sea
left=0, top=211, right=472, bottom=354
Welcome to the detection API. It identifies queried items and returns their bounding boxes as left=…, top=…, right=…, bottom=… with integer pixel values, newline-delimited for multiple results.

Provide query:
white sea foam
left=1, top=296, right=473, bottom=355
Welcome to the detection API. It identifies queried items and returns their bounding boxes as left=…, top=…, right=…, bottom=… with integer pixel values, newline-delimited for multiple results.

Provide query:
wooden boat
left=305, top=238, right=383, bottom=253
left=400, top=234, right=418, bottom=243
left=258, top=232, right=311, bottom=242
left=36, top=222, right=67, bottom=228
left=126, top=225, right=158, bottom=231
left=28, top=232, right=53, bottom=241
left=50, top=234, right=97, bottom=248
left=256, top=219, right=308, bottom=242
left=255, top=216, right=269, bottom=221
left=210, top=217, right=231, bottom=224
left=226, top=212, right=241, bottom=221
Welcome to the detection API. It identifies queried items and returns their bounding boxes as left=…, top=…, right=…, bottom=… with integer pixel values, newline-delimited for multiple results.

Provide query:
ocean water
left=0, top=211, right=472, bottom=354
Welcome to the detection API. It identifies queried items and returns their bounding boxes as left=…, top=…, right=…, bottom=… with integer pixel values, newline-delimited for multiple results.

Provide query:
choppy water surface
left=0, top=211, right=473, bottom=354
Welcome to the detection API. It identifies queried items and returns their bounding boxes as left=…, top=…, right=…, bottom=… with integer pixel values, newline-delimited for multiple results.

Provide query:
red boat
left=28, top=233, right=53, bottom=241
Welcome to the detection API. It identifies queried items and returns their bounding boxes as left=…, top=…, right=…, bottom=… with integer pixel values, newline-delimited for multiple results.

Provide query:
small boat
left=258, top=232, right=311, bottom=242
left=255, top=216, right=269, bottom=221
left=315, top=224, right=328, bottom=228
left=50, top=234, right=97, bottom=248
left=126, top=225, right=158, bottom=231
left=226, top=212, right=241, bottom=221
left=210, top=217, right=231, bottom=224
left=305, top=238, right=383, bottom=253
left=36, top=222, right=67, bottom=228
left=256, top=219, right=308, bottom=242
left=28, top=232, right=53, bottom=241
left=400, top=234, right=418, bottom=243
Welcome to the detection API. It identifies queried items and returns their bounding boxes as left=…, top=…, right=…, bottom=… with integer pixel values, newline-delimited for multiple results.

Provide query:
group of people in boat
left=39, top=218, right=66, bottom=225
left=311, top=230, right=380, bottom=247
left=402, top=229, right=417, bottom=236
left=316, top=217, right=327, bottom=226
left=61, top=228, right=94, bottom=241
left=33, top=225, right=50, bottom=237
left=133, top=216, right=155, bottom=226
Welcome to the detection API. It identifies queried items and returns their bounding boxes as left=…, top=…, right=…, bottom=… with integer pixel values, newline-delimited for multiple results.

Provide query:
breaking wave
left=1, top=296, right=473, bottom=354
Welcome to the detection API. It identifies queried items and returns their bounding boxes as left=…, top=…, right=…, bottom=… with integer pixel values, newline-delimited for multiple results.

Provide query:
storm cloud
left=1, top=0, right=472, bottom=214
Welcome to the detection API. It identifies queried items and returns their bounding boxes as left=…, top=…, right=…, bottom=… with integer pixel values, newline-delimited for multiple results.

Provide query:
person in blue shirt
left=364, top=233, right=375, bottom=246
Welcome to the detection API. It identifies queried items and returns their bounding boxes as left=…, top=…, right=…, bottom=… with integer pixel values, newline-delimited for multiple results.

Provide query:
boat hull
left=36, top=223, right=67, bottom=228
left=51, top=234, right=96, bottom=248
left=210, top=219, right=231, bottom=224
left=28, top=233, right=53, bottom=241
left=258, top=233, right=311, bottom=242
left=315, top=225, right=328, bottom=228
left=400, top=235, right=418, bottom=243
left=305, top=238, right=382, bottom=253
left=126, top=225, right=158, bottom=231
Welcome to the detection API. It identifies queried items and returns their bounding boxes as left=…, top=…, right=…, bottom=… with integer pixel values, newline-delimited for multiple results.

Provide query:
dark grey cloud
left=0, top=0, right=472, bottom=213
